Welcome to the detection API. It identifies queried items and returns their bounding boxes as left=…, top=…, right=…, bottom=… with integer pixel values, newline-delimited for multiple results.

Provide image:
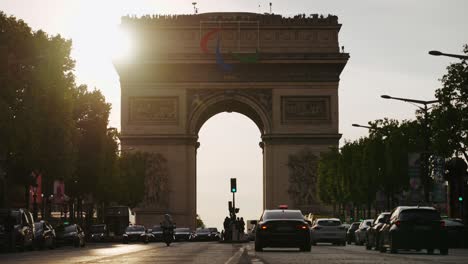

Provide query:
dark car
left=379, top=206, right=448, bottom=255
left=366, top=212, right=390, bottom=250
left=0, top=208, right=35, bottom=252
left=174, top=228, right=191, bottom=241
left=346, top=222, right=360, bottom=244
left=254, top=209, right=311, bottom=252
left=190, top=228, right=220, bottom=241
left=56, top=224, right=86, bottom=247
left=150, top=226, right=163, bottom=242
left=89, top=224, right=109, bottom=242
left=34, top=220, right=56, bottom=249
left=123, top=225, right=148, bottom=244
left=442, top=218, right=466, bottom=248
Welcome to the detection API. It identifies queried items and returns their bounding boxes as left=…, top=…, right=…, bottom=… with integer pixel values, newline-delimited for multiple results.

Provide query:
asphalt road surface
left=1, top=242, right=468, bottom=264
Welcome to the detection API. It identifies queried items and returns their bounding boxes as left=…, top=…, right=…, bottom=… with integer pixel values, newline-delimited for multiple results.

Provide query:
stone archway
left=114, top=12, right=349, bottom=229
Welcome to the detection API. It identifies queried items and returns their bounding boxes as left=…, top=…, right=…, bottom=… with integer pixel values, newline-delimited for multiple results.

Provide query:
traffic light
left=228, top=201, right=233, bottom=213
left=230, top=178, right=237, bottom=193
left=459, top=196, right=463, bottom=202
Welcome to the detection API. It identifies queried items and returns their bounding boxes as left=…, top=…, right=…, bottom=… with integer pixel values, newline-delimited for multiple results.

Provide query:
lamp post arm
left=440, top=53, right=468, bottom=60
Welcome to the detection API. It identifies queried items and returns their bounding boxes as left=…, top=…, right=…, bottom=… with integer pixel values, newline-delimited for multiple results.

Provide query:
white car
left=310, top=218, right=346, bottom=246
left=354, top=219, right=373, bottom=245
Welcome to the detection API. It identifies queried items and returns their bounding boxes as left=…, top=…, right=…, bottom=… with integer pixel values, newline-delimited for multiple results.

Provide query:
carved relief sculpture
left=287, top=149, right=319, bottom=206
left=281, top=96, right=330, bottom=124
left=142, top=153, right=170, bottom=209
left=129, top=97, right=179, bottom=124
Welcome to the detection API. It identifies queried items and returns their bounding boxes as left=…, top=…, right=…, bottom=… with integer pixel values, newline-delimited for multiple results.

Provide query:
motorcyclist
left=160, top=214, right=175, bottom=246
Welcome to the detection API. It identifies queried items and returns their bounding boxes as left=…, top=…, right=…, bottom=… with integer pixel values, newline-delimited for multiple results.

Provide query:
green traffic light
left=459, top=196, right=463, bottom=202
left=231, top=188, right=236, bottom=193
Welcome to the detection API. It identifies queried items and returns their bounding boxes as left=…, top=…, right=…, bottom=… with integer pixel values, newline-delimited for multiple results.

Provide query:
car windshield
left=399, top=209, right=441, bottom=221
left=152, top=226, right=162, bottom=232
left=208, top=228, right=218, bottom=232
left=64, top=225, right=76, bottom=233
left=197, top=228, right=210, bottom=233
left=175, top=228, right=190, bottom=232
left=126, top=226, right=145, bottom=232
left=90, top=225, right=105, bottom=233
left=262, top=210, right=304, bottom=220
left=317, top=219, right=341, bottom=226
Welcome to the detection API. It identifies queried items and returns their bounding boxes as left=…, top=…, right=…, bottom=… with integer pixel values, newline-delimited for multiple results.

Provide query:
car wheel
left=440, top=248, right=448, bottom=255
left=427, top=249, right=434, bottom=255
left=254, top=240, right=263, bottom=252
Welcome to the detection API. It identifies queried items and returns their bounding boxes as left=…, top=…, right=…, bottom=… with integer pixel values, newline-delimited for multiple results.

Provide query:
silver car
left=310, top=218, right=346, bottom=246
left=354, top=219, right=373, bottom=245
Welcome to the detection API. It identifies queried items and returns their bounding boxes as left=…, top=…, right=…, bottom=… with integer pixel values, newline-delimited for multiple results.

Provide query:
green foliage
left=196, top=214, right=206, bottom=229
left=0, top=12, right=119, bottom=208
left=431, top=45, right=468, bottom=160
left=317, top=119, right=421, bottom=209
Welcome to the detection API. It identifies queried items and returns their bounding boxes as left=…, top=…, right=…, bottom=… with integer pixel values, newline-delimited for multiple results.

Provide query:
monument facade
left=114, top=12, right=349, bottom=228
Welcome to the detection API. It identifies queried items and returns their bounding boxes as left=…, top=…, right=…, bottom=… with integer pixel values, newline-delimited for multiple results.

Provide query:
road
left=1, top=242, right=468, bottom=264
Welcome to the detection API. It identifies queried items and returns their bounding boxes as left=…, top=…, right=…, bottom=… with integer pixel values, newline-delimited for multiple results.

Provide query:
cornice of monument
left=121, top=12, right=341, bottom=28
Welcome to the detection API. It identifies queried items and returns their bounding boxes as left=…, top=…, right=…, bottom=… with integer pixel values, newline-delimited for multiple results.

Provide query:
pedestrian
left=240, top=217, right=245, bottom=234
left=223, top=216, right=231, bottom=241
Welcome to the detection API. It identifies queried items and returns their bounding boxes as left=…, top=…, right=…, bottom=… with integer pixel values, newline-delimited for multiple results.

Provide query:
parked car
left=0, top=208, right=35, bottom=252
left=123, top=225, right=148, bottom=244
left=190, top=228, right=220, bottom=241
left=254, top=209, right=311, bottom=252
left=354, top=219, right=373, bottom=245
left=366, top=212, right=390, bottom=250
left=346, top=222, right=360, bottom=244
left=442, top=218, right=466, bottom=248
left=56, top=224, right=86, bottom=247
left=174, top=228, right=191, bottom=241
left=150, top=226, right=163, bottom=242
left=310, top=218, right=346, bottom=246
left=379, top=206, right=448, bottom=255
left=34, top=220, right=56, bottom=249
left=89, top=224, right=109, bottom=242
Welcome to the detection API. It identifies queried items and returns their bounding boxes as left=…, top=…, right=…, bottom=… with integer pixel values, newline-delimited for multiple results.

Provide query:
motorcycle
left=161, top=225, right=175, bottom=246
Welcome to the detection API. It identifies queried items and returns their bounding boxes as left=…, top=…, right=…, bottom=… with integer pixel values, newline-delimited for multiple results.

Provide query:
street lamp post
left=429, top=50, right=468, bottom=60
left=381, top=95, right=438, bottom=203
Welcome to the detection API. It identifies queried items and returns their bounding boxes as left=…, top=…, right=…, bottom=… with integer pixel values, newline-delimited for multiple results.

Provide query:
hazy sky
left=1, top=0, right=467, bottom=228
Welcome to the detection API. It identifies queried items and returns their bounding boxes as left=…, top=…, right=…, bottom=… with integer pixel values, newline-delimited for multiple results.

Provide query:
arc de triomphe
left=114, top=13, right=349, bottom=228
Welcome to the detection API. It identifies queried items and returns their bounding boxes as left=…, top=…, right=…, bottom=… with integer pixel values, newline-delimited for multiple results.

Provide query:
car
left=254, top=209, right=311, bottom=252
left=89, top=224, right=109, bottom=242
left=379, top=206, right=448, bottom=255
left=310, top=218, right=346, bottom=246
left=123, top=225, right=148, bottom=244
left=190, top=228, right=220, bottom=241
left=34, top=220, right=56, bottom=249
left=55, top=224, right=85, bottom=247
left=366, top=212, right=390, bottom=250
left=346, top=222, right=360, bottom=244
left=0, top=208, right=35, bottom=252
left=150, top=226, right=163, bottom=242
left=174, top=227, right=191, bottom=241
left=354, top=219, right=373, bottom=245
left=442, top=218, right=466, bottom=248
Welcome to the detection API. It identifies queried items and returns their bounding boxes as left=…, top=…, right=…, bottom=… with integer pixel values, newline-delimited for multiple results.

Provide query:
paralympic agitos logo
left=200, top=28, right=259, bottom=71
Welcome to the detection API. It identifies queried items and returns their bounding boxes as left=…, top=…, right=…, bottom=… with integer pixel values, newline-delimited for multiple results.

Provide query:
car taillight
left=394, top=221, right=401, bottom=227
left=297, top=225, right=308, bottom=230
left=260, top=225, right=268, bottom=230
left=440, top=221, right=445, bottom=228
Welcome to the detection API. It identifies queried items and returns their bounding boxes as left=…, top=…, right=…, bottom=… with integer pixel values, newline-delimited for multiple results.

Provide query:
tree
left=431, top=45, right=468, bottom=160
left=196, top=214, right=205, bottom=229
